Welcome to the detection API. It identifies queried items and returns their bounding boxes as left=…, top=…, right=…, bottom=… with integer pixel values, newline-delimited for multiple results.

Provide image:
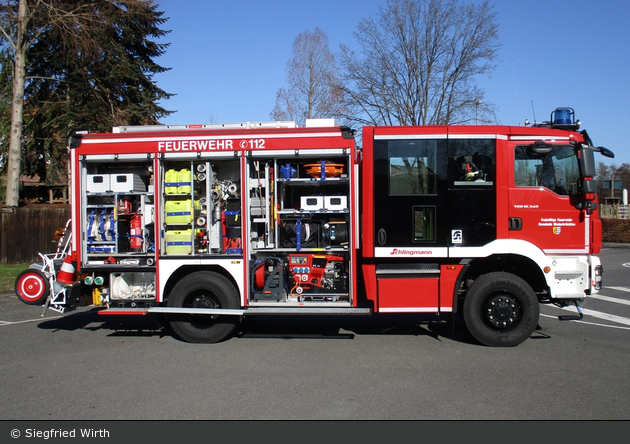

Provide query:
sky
left=152, top=0, right=630, bottom=167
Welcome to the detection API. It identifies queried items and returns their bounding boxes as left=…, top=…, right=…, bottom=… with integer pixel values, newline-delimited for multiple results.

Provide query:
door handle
left=509, top=217, right=522, bottom=230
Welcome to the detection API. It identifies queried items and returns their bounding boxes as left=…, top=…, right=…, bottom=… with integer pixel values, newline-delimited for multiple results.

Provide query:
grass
left=0, top=263, right=31, bottom=294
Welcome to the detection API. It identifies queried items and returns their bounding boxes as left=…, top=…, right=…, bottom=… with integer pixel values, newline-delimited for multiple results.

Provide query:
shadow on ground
left=36, top=307, right=483, bottom=345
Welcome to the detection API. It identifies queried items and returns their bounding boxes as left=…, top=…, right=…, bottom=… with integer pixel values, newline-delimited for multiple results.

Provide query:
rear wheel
left=167, top=271, right=241, bottom=343
left=463, top=272, right=539, bottom=347
left=15, top=269, right=49, bottom=305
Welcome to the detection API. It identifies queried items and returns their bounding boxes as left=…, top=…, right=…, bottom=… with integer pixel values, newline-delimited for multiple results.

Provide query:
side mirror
left=582, top=178, right=597, bottom=194
left=578, top=147, right=596, bottom=177
left=594, top=146, right=615, bottom=159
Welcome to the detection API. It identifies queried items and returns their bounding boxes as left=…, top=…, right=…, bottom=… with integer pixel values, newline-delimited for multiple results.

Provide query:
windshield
left=514, top=145, right=580, bottom=196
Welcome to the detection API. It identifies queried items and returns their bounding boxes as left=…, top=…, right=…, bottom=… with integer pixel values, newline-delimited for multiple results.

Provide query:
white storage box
left=300, top=196, right=324, bottom=211
left=86, top=174, right=110, bottom=193
left=110, top=174, right=145, bottom=193
left=144, top=204, right=154, bottom=224
left=324, top=196, right=347, bottom=211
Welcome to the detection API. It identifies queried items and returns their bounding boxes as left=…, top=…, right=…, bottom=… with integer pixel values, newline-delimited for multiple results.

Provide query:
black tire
left=463, top=272, right=539, bottom=347
left=167, top=271, right=241, bottom=343
left=15, top=268, right=49, bottom=305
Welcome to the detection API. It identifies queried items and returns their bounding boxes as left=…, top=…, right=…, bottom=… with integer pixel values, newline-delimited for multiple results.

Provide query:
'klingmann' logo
left=391, top=248, right=432, bottom=256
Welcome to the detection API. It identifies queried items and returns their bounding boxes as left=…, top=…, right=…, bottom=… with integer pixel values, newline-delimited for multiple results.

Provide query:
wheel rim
left=482, top=292, right=521, bottom=332
left=186, top=290, right=220, bottom=325
left=17, top=272, right=46, bottom=302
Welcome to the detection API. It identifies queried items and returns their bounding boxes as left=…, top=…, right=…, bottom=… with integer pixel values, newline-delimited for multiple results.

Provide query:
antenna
left=531, top=100, right=537, bottom=123
left=511, top=60, right=522, bottom=122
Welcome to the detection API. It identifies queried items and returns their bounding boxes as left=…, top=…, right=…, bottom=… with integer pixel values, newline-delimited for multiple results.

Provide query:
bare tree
left=0, top=0, right=123, bottom=207
left=271, top=27, right=347, bottom=127
left=339, top=0, right=500, bottom=126
left=597, top=162, right=630, bottom=206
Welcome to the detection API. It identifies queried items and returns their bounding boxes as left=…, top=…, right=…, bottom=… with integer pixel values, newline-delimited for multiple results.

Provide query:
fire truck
left=14, top=107, right=614, bottom=346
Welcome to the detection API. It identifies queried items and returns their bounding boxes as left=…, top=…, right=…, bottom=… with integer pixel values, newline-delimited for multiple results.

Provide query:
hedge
left=602, top=219, right=630, bottom=243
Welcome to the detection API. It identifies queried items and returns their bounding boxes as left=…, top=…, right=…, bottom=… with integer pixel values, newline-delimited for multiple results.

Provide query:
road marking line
left=547, top=305, right=630, bottom=327
left=540, top=313, right=630, bottom=330
left=589, top=294, right=630, bottom=306
left=0, top=316, right=62, bottom=326
left=604, top=286, right=630, bottom=293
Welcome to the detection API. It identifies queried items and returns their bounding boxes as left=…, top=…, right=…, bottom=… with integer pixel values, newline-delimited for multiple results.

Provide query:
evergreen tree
left=0, top=0, right=173, bottom=197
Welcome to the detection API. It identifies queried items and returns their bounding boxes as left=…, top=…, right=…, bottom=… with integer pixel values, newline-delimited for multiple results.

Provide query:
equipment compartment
left=161, top=158, right=241, bottom=256
left=109, top=272, right=156, bottom=301
left=246, top=152, right=353, bottom=307
left=81, top=158, right=155, bottom=264
left=250, top=252, right=349, bottom=303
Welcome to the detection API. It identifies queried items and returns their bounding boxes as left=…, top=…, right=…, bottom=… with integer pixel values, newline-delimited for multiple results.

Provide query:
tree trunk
left=5, top=0, right=28, bottom=208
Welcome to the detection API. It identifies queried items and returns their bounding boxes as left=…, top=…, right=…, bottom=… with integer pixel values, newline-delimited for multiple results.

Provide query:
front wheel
left=463, top=272, right=539, bottom=347
left=167, top=271, right=241, bottom=343
left=15, top=268, right=50, bottom=305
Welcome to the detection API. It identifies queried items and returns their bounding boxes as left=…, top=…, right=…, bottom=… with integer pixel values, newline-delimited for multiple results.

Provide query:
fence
left=600, top=204, right=629, bottom=219
left=1, top=203, right=626, bottom=264
left=0, top=207, right=71, bottom=264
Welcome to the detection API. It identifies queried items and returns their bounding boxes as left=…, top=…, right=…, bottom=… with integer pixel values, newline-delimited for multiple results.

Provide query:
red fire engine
left=15, top=108, right=615, bottom=346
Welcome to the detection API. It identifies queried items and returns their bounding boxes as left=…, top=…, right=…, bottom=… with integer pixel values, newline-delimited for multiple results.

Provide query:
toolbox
left=86, top=174, right=110, bottom=193
left=110, top=174, right=145, bottom=193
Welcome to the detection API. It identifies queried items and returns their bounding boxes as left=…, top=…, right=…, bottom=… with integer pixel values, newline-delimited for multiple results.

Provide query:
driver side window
left=514, top=145, right=580, bottom=196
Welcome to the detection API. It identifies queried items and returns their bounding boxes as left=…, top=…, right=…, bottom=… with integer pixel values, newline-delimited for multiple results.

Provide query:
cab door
left=445, top=136, right=497, bottom=252
left=509, top=141, right=588, bottom=253
left=372, top=134, right=449, bottom=257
